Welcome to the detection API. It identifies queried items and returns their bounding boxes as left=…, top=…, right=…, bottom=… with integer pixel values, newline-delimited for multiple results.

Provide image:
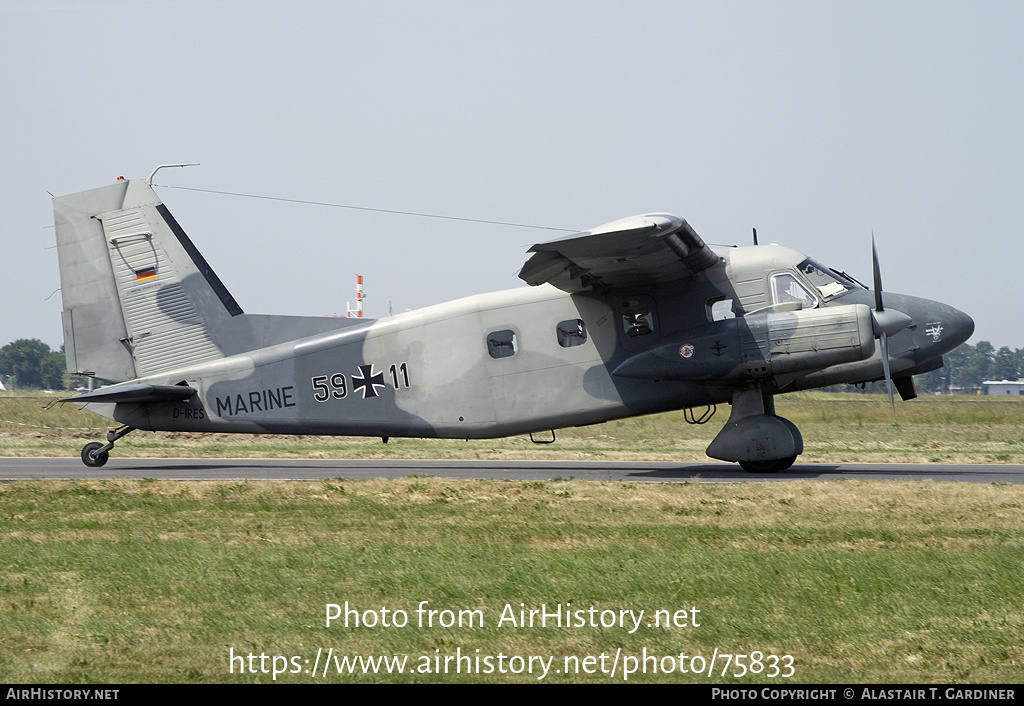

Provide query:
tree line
left=914, top=341, right=1024, bottom=395
left=0, top=339, right=72, bottom=390
left=1, top=337, right=1021, bottom=393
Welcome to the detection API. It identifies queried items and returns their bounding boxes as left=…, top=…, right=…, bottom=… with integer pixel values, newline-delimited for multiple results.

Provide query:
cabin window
left=622, top=309, right=653, bottom=337
left=487, top=329, right=518, bottom=358
left=556, top=319, right=587, bottom=348
left=707, top=297, right=736, bottom=322
left=770, top=273, right=817, bottom=309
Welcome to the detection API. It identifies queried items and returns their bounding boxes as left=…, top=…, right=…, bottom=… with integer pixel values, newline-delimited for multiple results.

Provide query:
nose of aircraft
left=929, top=299, right=974, bottom=352
left=893, top=294, right=974, bottom=359
left=942, top=304, right=975, bottom=351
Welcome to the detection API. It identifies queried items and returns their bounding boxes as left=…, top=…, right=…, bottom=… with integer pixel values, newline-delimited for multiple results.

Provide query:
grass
left=3, top=390, right=1022, bottom=464
left=1, top=478, right=1022, bottom=683
left=2, top=391, right=1021, bottom=682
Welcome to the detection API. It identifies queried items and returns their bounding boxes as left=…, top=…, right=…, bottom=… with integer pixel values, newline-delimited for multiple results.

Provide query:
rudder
left=54, top=178, right=239, bottom=382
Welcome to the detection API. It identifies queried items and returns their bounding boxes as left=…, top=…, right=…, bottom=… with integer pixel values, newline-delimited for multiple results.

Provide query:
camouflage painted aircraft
left=55, top=169, right=974, bottom=470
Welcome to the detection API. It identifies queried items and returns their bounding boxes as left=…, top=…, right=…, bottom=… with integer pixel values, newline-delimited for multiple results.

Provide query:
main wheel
left=81, top=442, right=109, bottom=467
left=739, top=456, right=796, bottom=473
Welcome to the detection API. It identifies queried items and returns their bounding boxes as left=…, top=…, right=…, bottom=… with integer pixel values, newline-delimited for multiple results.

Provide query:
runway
left=2, top=457, right=1022, bottom=483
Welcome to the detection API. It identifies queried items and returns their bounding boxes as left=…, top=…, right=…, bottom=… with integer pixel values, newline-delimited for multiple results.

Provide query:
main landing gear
left=738, top=456, right=798, bottom=473
left=705, top=388, right=802, bottom=473
left=80, top=425, right=135, bottom=467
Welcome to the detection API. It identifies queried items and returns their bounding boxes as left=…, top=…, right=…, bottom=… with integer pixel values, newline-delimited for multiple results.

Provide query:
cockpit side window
left=770, top=273, right=818, bottom=309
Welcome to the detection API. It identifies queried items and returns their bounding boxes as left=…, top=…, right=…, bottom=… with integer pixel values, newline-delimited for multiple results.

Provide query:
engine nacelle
left=612, top=303, right=876, bottom=383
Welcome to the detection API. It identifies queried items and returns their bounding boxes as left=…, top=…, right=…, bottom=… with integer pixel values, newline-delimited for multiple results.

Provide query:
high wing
left=518, top=213, right=721, bottom=293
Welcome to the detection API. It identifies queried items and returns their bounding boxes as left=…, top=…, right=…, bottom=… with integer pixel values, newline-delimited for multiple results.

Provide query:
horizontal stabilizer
left=63, top=383, right=197, bottom=404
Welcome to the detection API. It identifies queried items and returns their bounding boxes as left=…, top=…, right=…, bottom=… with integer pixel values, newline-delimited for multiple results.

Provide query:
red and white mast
left=346, top=274, right=364, bottom=318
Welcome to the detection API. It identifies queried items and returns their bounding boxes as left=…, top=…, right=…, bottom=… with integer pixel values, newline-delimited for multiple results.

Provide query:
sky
left=3, top=1, right=1023, bottom=351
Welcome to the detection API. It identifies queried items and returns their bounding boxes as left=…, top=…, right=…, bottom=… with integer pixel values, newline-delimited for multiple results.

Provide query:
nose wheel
left=79, top=425, right=135, bottom=467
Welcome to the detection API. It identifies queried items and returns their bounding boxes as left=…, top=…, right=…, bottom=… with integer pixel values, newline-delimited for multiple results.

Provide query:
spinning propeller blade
left=872, top=234, right=884, bottom=313
left=870, top=236, right=911, bottom=416
left=872, top=237, right=893, bottom=413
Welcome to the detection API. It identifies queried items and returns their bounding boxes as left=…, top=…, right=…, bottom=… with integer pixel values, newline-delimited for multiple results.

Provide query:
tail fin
left=54, top=178, right=241, bottom=382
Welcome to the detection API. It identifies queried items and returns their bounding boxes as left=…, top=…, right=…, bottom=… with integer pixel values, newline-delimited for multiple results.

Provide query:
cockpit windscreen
left=797, top=259, right=862, bottom=301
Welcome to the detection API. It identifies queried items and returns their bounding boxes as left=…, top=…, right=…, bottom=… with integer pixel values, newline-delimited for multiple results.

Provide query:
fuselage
left=55, top=179, right=974, bottom=470
left=92, top=244, right=973, bottom=439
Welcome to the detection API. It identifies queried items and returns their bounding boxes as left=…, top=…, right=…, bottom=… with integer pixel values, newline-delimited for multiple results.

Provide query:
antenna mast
left=346, top=274, right=364, bottom=318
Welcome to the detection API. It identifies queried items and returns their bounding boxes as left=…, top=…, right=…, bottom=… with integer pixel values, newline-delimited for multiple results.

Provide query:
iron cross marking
left=352, top=364, right=386, bottom=399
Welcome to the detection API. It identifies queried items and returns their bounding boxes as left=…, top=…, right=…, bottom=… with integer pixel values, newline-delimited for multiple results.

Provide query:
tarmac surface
left=2, top=457, right=1022, bottom=483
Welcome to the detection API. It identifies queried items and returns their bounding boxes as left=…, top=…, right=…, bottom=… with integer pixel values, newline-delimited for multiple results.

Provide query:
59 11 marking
left=311, top=362, right=410, bottom=403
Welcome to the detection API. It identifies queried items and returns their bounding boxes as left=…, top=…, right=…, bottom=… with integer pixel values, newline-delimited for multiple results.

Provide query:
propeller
left=869, top=235, right=912, bottom=415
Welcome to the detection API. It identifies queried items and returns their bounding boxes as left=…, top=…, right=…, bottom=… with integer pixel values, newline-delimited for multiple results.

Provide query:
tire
left=81, top=442, right=109, bottom=468
left=739, top=456, right=796, bottom=473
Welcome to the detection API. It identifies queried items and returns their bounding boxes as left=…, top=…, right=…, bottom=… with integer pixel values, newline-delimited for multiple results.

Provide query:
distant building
left=983, top=380, right=1024, bottom=396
